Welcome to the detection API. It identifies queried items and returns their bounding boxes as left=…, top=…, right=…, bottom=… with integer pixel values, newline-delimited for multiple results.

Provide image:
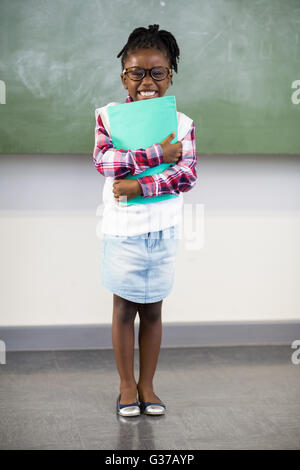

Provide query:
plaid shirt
left=93, top=94, right=197, bottom=198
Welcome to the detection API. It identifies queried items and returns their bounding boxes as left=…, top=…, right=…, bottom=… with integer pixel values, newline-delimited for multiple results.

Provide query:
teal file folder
left=107, top=95, right=179, bottom=206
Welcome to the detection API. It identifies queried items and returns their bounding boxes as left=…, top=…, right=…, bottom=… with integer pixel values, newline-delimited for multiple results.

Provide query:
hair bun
left=148, top=24, right=159, bottom=33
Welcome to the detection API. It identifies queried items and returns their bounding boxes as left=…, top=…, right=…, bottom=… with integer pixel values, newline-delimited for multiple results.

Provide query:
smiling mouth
left=138, top=91, right=158, bottom=97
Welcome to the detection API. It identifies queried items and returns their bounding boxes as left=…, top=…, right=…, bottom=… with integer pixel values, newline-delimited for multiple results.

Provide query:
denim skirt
left=101, top=224, right=179, bottom=303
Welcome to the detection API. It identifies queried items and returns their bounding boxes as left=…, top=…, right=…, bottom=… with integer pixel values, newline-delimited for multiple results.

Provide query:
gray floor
left=0, top=345, right=299, bottom=450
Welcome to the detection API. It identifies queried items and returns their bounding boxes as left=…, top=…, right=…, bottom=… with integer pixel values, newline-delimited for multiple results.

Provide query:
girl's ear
left=120, top=74, right=127, bottom=89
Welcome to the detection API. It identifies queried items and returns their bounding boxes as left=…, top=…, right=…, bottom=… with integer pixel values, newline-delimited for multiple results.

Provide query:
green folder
left=107, top=95, right=179, bottom=206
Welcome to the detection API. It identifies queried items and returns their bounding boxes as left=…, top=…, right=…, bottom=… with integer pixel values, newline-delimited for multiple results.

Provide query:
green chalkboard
left=0, top=0, right=299, bottom=154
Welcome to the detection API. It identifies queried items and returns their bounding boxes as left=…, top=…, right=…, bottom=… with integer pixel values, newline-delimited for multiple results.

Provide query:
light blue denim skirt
left=101, top=224, right=179, bottom=303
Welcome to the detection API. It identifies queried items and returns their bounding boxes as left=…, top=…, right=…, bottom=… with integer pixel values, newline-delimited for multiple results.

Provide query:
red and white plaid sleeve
left=136, top=121, right=197, bottom=197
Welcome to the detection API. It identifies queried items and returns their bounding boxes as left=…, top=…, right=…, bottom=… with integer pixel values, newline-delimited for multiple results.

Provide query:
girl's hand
left=113, top=178, right=142, bottom=202
left=160, top=132, right=182, bottom=163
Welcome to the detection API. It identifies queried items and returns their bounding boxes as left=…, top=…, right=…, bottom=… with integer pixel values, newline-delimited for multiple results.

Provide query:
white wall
left=0, top=154, right=299, bottom=326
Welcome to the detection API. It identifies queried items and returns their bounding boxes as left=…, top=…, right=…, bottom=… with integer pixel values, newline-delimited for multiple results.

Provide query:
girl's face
left=121, top=48, right=173, bottom=102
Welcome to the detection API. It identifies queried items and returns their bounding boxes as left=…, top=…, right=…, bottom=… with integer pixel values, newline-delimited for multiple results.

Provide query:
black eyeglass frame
left=122, top=66, right=172, bottom=81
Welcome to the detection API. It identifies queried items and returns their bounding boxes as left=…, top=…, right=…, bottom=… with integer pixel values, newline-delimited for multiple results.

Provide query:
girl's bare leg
left=112, top=294, right=139, bottom=404
left=137, top=300, right=163, bottom=403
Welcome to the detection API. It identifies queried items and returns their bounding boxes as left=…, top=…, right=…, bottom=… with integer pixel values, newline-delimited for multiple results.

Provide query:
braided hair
left=117, top=24, right=180, bottom=85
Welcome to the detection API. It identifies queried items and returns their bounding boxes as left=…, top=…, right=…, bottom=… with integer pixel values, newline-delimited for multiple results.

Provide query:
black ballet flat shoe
left=138, top=395, right=166, bottom=415
left=116, top=393, right=141, bottom=417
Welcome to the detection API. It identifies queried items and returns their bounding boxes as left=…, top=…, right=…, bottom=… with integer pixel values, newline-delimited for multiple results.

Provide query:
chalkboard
left=0, top=0, right=299, bottom=154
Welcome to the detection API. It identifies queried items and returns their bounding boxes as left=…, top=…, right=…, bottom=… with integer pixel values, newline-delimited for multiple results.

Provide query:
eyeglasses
left=122, top=66, right=172, bottom=81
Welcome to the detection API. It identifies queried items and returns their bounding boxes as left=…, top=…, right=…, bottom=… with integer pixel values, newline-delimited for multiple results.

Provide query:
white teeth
left=140, top=91, right=156, bottom=96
